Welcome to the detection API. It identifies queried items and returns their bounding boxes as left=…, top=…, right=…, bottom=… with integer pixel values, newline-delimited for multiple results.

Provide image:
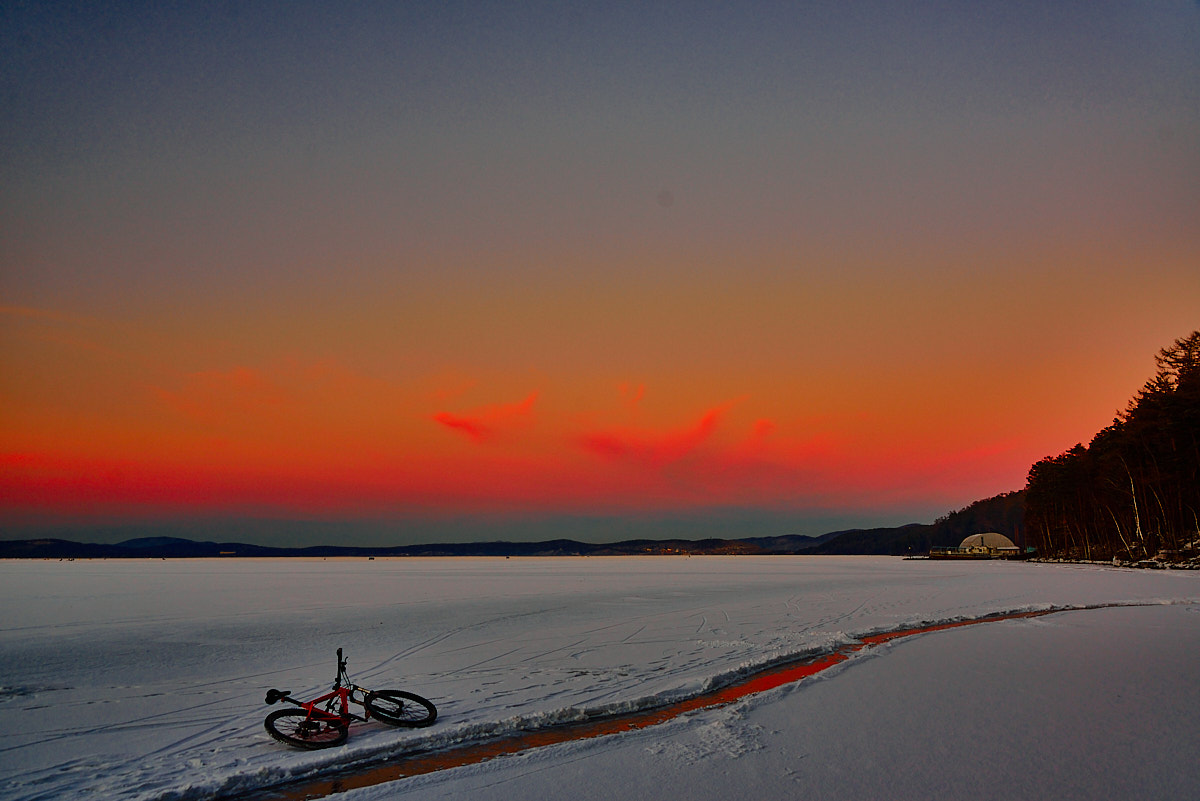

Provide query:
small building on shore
left=930, top=532, right=1022, bottom=559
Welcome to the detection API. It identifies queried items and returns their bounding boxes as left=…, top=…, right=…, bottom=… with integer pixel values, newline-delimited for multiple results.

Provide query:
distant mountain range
left=0, top=491, right=1024, bottom=559
left=0, top=532, right=833, bottom=559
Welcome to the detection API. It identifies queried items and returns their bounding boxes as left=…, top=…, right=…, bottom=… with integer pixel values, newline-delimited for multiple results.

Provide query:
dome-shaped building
left=930, top=532, right=1022, bottom=559
left=959, top=532, right=1019, bottom=553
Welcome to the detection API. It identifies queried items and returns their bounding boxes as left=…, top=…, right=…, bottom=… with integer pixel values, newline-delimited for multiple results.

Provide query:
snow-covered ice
left=1, top=556, right=1196, bottom=801
left=373, top=604, right=1200, bottom=801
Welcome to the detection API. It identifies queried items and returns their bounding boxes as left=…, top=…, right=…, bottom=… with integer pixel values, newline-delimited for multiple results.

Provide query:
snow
left=374, top=604, right=1200, bottom=801
left=1, top=556, right=1197, bottom=801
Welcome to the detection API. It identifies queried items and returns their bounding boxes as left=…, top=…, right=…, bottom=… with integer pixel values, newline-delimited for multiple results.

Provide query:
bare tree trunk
left=1120, top=456, right=1145, bottom=557
left=1105, top=505, right=1133, bottom=559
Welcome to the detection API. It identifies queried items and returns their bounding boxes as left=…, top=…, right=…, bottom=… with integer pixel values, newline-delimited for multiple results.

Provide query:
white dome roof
left=959, top=532, right=1017, bottom=549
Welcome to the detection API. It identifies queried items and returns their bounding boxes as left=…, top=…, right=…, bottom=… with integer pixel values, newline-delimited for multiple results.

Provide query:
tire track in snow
left=0, top=692, right=236, bottom=755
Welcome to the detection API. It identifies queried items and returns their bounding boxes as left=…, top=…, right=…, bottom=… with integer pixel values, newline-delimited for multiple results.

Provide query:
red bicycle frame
left=265, top=648, right=372, bottom=725
left=265, top=647, right=437, bottom=748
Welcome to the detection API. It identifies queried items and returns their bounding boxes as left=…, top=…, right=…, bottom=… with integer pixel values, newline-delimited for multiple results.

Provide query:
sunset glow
left=2, top=3, right=1198, bottom=544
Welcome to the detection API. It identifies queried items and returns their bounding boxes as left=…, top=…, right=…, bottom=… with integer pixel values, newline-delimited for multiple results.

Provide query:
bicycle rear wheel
left=364, top=690, right=437, bottom=727
left=264, top=709, right=349, bottom=749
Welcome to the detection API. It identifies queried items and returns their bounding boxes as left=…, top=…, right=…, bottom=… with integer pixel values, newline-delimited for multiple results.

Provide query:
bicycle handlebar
left=265, top=650, right=350, bottom=702
left=335, top=647, right=348, bottom=686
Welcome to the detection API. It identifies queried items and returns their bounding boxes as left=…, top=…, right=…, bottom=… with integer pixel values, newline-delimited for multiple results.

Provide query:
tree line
left=1025, top=331, right=1200, bottom=561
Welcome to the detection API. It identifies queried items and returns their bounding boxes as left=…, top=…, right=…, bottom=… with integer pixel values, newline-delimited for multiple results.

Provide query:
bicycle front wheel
left=365, top=690, right=437, bottom=727
left=264, top=709, right=349, bottom=749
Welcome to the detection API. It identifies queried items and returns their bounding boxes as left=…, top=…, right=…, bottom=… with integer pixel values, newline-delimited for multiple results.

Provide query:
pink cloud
left=579, top=400, right=740, bottom=467
left=433, top=391, right=538, bottom=443
left=617, top=381, right=646, bottom=410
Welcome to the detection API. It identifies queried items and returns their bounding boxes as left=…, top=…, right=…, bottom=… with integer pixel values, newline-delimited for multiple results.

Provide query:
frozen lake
left=1, top=557, right=1197, bottom=800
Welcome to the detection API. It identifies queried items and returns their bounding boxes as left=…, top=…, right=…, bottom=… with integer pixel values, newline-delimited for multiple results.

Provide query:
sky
left=2, top=1, right=1198, bottom=546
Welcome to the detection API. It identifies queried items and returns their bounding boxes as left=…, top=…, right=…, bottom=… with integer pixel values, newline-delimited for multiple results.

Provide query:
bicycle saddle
left=265, top=689, right=290, bottom=705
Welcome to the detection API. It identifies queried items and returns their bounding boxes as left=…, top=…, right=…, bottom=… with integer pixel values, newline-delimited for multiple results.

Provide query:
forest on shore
left=1025, top=331, right=1200, bottom=562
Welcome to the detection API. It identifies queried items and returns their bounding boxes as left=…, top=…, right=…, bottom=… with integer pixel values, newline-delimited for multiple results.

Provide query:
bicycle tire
left=264, top=708, right=349, bottom=749
left=364, top=690, right=437, bottom=727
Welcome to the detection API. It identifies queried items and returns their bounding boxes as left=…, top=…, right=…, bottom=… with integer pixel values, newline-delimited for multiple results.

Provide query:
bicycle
left=263, top=648, right=437, bottom=749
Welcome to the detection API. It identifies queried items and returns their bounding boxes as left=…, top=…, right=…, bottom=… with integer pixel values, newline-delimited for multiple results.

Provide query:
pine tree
left=1025, top=331, right=1200, bottom=561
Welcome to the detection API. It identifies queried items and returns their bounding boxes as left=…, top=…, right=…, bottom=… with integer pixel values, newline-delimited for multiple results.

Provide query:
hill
left=0, top=496, right=1022, bottom=559
left=801, top=491, right=1025, bottom=556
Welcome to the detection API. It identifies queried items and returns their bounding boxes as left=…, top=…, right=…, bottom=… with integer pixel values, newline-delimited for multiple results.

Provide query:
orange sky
left=2, top=3, right=1198, bottom=543
left=4, top=248, right=1196, bottom=542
